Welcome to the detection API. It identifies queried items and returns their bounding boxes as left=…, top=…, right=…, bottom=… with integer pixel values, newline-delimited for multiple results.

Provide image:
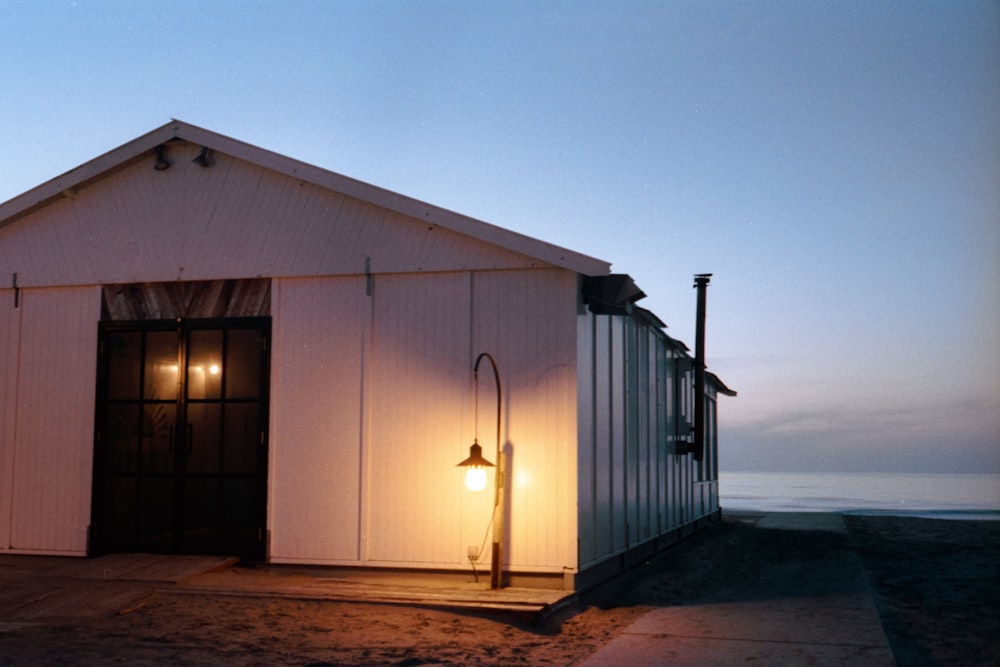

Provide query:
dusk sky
left=3, top=1, right=998, bottom=474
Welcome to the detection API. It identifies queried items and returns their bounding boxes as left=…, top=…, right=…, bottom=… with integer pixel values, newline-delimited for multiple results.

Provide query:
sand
left=0, top=513, right=996, bottom=666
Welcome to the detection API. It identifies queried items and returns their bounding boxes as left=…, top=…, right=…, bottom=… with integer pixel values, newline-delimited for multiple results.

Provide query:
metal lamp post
left=455, top=352, right=504, bottom=589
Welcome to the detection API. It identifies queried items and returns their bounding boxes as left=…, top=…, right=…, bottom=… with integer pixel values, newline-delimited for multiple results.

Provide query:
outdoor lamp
left=456, top=441, right=494, bottom=492
left=454, top=351, right=505, bottom=588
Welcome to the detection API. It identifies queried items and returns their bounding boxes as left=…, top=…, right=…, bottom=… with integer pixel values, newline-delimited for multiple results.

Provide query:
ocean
left=719, top=471, right=1000, bottom=520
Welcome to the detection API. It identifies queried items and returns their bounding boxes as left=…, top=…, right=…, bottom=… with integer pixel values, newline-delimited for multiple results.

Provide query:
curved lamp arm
left=473, top=352, right=501, bottom=497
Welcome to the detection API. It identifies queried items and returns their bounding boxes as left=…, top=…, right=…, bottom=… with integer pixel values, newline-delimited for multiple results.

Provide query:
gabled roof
left=0, top=120, right=610, bottom=277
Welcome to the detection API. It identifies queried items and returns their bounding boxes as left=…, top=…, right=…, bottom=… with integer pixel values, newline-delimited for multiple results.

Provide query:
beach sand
left=0, top=513, right=996, bottom=666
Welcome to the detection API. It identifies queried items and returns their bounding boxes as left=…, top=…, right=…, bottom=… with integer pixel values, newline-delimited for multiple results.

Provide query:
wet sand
left=0, top=513, right=996, bottom=666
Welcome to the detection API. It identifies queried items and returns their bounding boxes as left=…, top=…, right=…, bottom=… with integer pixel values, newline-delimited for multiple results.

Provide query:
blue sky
left=3, top=1, right=998, bottom=473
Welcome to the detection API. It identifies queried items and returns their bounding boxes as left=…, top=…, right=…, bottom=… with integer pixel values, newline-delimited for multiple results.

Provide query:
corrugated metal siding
left=577, top=308, right=717, bottom=572
left=655, top=337, right=669, bottom=533
left=0, top=143, right=554, bottom=288
left=268, top=277, right=368, bottom=563
left=0, top=290, right=18, bottom=550
left=576, top=309, right=597, bottom=563
left=8, top=286, right=99, bottom=554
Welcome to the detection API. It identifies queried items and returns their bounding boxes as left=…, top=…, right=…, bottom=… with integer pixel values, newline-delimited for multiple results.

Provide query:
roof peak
left=0, top=120, right=610, bottom=277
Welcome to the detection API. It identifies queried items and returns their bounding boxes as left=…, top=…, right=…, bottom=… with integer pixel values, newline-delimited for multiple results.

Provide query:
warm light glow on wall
left=465, top=467, right=488, bottom=492
left=208, top=364, right=220, bottom=375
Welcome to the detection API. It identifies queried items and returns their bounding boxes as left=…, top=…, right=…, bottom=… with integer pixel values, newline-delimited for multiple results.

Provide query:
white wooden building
left=0, top=121, right=734, bottom=589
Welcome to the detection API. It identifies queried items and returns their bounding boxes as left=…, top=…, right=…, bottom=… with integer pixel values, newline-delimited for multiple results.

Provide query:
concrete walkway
left=579, top=512, right=896, bottom=666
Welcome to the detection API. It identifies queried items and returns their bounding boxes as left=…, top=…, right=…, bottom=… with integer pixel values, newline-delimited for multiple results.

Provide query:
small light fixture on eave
left=153, top=144, right=171, bottom=171
left=192, top=146, right=212, bottom=168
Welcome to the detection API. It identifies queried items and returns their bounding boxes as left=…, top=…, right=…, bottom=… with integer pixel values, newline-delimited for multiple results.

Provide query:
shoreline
left=719, top=470, right=1000, bottom=519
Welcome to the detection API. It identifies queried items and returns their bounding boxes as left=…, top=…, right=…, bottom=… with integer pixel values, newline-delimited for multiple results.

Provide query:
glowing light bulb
left=208, top=364, right=220, bottom=375
left=465, top=467, right=488, bottom=492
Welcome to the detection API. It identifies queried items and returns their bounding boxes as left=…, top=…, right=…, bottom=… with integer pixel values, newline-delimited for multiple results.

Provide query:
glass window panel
left=187, top=330, right=223, bottom=400
left=145, top=331, right=179, bottom=400
left=105, top=404, right=140, bottom=473
left=141, top=403, right=175, bottom=474
left=106, top=332, right=141, bottom=400
left=186, top=403, right=221, bottom=473
left=224, top=403, right=259, bottom=474
left=225, top=328, right=261, bottom=399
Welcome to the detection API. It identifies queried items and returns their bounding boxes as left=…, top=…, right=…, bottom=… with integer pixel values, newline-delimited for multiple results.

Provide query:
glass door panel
left=141, top=403, right=175, bottom=474
left=181, top=477, right=223, bottom=552
left=223, top=403, right=259, bottom=474
left=106, top=332, right=141, bottom=400
left=105, top=404, right=140, bottom=473
left=186, top=402, right=222, bottom=473
left=187, top=329, right=223, bottom=400
left=225, top=328, right=262, bottom=399
left=138, top=476, right=174, bottom=550
left=95, top=318, right=268, bottom=559
left=145, top=330, right=179, bottom=400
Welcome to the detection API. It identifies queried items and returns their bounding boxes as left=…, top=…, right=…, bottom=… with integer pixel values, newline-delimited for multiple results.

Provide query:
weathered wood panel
left=101, top=279, right=270, bottom=320
left=268, top=277, right=367, bottom=564
left=9, top=286, right=99, bottom=554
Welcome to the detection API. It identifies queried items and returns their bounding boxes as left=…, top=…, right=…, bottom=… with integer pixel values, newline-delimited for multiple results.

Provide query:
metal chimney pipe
left=692, top=273, right=712, bottom=461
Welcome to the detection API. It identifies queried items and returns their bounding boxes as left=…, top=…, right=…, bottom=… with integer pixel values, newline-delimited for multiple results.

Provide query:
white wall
left=268, top=277, right=368, bottom=563
left=0, top=286, right=99, bottom=554
left=268, top=269, right=579, bottom=574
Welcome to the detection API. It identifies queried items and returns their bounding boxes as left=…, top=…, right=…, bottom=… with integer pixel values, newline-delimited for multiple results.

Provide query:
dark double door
left=93, top=318, right=269, bottom=559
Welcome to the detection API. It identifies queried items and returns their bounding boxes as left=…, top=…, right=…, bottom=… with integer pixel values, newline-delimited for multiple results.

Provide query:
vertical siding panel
left=0, top=290, right=18, bottom=550
left=649, top=331, right=661, bottom=534
left=635, top=326, right=649, bottom=539
left=593, top=316, right=614, bottom=559
left=576, top=309, right=597, bottom=565
left=610, top=317, right=627, bottom=551
left=473, top=269, right=578, bottom=572
left=655, top=337, right=668, bottom=533
left=269, top=277, right=366, bottom=563
left=367, top=273, right=470, bottom=565
left=10, top=286, right=98, bottom=553
left=624, top=318, right=639, bottom=546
